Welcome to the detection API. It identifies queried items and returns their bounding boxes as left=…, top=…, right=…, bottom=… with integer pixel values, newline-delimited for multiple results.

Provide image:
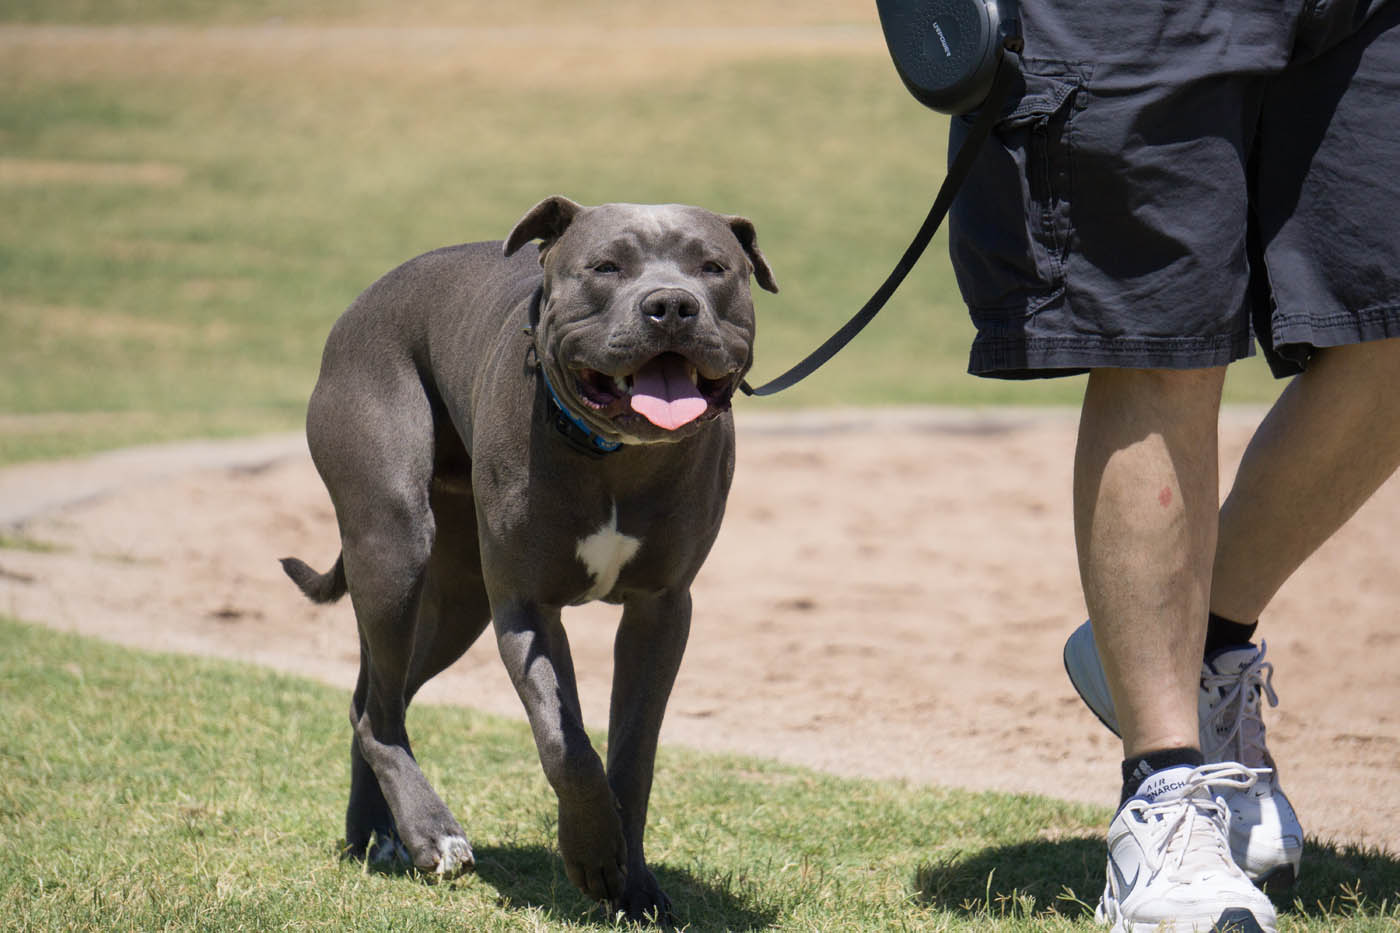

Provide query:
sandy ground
left=2, top=407, right=1397, bottom=854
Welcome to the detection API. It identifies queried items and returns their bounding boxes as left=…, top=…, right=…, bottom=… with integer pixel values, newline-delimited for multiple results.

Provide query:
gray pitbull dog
left=281, top=196, right=777, bottom=921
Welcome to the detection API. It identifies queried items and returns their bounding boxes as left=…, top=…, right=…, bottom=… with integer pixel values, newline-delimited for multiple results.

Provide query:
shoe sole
left=1103, top=906, right=1274, bottom=933
left=1105, top=907, right=1273, bottom=933
left=1062, top=620, right=1121, bottom=735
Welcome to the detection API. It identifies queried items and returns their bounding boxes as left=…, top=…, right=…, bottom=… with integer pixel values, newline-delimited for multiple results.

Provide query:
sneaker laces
left=1125, top=763, right=1259, bottom=882
left=1200, top=642, right=1279, bottom=769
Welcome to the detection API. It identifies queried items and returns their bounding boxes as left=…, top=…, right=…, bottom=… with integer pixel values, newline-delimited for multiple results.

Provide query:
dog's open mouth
left=573, top=353, right=735, bottom=431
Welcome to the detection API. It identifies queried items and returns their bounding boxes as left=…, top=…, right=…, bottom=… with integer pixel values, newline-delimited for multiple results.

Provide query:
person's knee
left=1084, top=367, right=1226, bottom=426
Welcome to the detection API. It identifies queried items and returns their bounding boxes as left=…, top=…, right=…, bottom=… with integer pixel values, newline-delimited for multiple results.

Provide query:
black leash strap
left=740, top=52, right=1020, bottom=397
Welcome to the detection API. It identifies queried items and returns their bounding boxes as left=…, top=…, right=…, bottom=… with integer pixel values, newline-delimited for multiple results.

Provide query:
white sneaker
left=1098, top=763, right=1279, bottom=933
left=1063, top=621, right=1304, bottom=887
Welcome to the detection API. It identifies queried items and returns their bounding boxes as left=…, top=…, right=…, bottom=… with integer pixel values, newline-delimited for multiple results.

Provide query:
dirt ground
left=2, top=407, right=1397, bottom=854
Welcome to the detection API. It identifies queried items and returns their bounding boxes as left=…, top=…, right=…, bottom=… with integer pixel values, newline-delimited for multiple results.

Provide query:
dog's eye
left=590, top=261, right=621, bottom=275
left=701, top=261, right=727, bottom=276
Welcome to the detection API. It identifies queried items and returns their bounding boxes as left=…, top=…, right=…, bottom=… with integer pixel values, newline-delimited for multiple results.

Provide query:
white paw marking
left=434, top=836, right=474, bottom=877
left=575, top=502, right=641, bottom=602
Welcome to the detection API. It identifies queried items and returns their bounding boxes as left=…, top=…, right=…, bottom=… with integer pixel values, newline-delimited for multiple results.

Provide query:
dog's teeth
left=613, top=376, right=630, bottom=396
left=687, top=365, right=699, bottom=386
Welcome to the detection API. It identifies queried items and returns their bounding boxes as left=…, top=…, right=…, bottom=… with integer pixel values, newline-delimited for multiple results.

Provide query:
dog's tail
left=280, top=553, right=348, bottom=604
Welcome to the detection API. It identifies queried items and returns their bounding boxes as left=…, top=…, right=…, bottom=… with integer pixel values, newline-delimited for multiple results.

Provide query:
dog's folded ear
left=504, top=196, right=584, bottom=261
left=723, top=215, right=779, bottom=294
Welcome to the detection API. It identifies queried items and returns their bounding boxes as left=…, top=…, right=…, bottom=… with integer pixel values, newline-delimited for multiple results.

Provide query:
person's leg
left=1064, top=338, right=1400, bottom=891
left=1075, top=366, right=1279, bottom=931
left=1074, top=366, right=1226, bottom=759
left=1211, top=337, right=1400, bottom=625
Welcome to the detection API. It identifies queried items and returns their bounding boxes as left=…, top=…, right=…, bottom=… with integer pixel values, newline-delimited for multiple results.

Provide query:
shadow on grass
left=1281, top=838, right=1400, bottom=921
left=914, top=836, right=1400, bottom=923
left=914, top=837, right=1104, bottom=920
left=471, top=844, right=780, bottom=931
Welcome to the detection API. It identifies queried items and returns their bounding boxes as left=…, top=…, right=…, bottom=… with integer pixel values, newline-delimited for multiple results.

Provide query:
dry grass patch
left=3, top=0, right=875, bottom=28
left=0, top=156, right=186, bottom=186
left=0, top=23, right=884, bottom=89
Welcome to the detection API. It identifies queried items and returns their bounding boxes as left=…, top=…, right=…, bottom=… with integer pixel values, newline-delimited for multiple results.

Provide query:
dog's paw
left=425, top=834, right=476, bottom=879
left=611, top=867, right=673, bottom=925
left=558, top=797, right=628, bottom=902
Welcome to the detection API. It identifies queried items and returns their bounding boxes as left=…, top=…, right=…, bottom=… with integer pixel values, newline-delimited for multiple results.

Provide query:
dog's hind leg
left=341, top=503, right=479, bottom=877
left=307, top=368, right=473, bottom=878
left=347, top=485, right=494, bottom=869
left=344, top=568, right=488, bottom=874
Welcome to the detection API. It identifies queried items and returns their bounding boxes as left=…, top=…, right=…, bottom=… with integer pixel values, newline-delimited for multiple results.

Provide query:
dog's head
left=504, top=196, right=778, bottom=446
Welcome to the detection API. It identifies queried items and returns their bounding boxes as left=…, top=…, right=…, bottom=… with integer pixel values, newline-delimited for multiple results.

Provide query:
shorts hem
left=1265, top=302, right=1400, bottom=375
left=968, top=331, right=1253, bottom=380
left=1271, top=303, right=1400, bottom=349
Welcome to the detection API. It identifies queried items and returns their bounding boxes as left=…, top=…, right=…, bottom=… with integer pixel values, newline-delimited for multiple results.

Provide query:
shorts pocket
left=948, top=63, right=1087, bottom=319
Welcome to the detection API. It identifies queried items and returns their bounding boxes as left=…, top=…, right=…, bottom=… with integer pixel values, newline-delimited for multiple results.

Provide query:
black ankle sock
left=1120, top=747, right=1205, bottom=805
left=1204, top=612, right=1258, bottom=657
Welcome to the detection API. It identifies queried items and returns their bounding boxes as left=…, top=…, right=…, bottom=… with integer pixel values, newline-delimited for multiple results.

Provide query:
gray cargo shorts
left=948, top=0, right=1400, bottom=379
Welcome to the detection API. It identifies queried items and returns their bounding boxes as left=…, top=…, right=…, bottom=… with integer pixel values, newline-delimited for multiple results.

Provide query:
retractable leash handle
left=878, top=0, right=1021, bottom=114
left=740, top=0, right=1022, bottom=398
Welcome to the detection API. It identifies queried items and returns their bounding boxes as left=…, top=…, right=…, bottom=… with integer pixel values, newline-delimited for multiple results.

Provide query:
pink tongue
left=630, top=357, right=708, bottom=430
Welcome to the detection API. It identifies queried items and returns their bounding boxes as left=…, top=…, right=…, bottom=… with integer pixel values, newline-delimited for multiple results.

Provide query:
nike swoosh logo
left=1110, top=856, right=1140, bottom=901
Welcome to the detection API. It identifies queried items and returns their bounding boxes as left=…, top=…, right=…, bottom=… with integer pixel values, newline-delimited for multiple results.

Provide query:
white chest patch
left=574, top=503, right=642, bottom=601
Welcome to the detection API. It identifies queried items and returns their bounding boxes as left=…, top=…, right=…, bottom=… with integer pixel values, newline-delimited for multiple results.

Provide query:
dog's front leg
left=493, top=601, right=627, bottom=904
left=605, top=588, right=692, bottom=922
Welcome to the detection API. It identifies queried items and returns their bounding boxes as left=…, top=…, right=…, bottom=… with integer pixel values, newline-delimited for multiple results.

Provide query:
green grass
left=2, top=614, right=1397, bottom=932
left=0, top=2, right=1286, bottom=465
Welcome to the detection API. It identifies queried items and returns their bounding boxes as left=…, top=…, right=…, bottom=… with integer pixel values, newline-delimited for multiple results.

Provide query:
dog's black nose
left=640, top=288, right=700, bottom=324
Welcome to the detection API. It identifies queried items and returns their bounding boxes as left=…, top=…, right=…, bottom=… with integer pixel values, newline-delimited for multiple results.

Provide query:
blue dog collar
left=540, top=366, right=623, bottom=455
